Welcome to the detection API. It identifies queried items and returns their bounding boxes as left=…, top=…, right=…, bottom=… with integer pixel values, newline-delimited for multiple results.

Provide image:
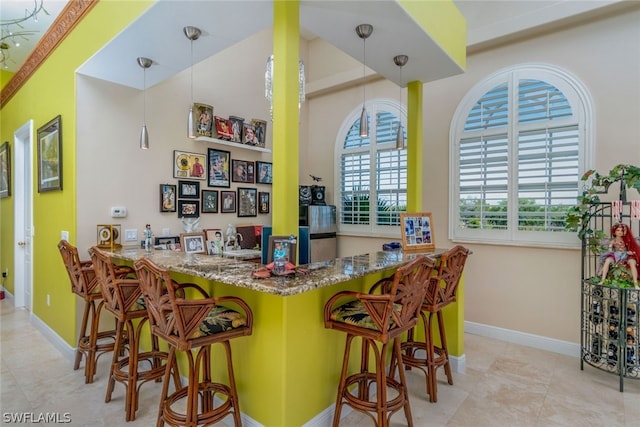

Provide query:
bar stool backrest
left=89, top=246, right=140, bottom=315
left=58, top=240, right=98, bottom=298
left=425, top=245, right=469, bottom=310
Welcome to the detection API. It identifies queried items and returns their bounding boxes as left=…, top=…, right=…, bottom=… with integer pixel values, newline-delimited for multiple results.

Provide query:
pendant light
left=393, top=54, right=408, bottom=150
left=137, top=57, right=153, bottom=150
left=356, top=24, right=373, bottom=138
left=184, top=26, right=201, bottom=139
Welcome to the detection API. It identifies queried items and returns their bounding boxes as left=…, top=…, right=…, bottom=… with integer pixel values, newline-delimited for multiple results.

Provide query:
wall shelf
left=195, top=136, right=271, bottom=153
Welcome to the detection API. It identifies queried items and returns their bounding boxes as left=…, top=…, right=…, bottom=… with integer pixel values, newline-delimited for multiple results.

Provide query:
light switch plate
left=124, top=229, right=138, bottom=242
left=61, top=230, right=69, bottom=241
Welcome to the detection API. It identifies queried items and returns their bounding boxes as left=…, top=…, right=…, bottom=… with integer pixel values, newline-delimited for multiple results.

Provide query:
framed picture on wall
left=173, top=150, right=206, bottom=180
left=400, top=212, right=435, bottom=252
left=256, top=161, right=272, bottom=184
left=207, top=148, right=230, bottom=188
left=221, top=190, right=236, bottom=213
left=0, top=142, right=11, bottom=198
left=201, top=190, right=218, bottom=213
left=258, top=192, right=270, bottom=214
left=37, top=115, right=62, bottom=193
left=178, top=200, right=199, bottom=218
left=237, top=187, right=257, bottom=217
left=178, top=180, right=200, bottom=199
left=231, top=159, right=255, bottom=183
left=159, top=184, right=177, bottom=212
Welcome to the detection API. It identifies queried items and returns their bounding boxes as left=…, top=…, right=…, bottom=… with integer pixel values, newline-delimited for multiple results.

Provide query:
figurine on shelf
left=599, top=223, right=640, bottom=288
left=144, top=224, right=153, bottom=250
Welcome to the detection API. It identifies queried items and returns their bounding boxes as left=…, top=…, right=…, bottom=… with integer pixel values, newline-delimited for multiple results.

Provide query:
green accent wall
left=0, top=0, right=152, bottom=344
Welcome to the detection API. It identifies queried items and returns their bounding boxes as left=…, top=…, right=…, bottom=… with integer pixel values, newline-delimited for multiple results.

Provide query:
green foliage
left=565, top=164, right=640, bottom=239
left=342, top=193, right=404, bottom=225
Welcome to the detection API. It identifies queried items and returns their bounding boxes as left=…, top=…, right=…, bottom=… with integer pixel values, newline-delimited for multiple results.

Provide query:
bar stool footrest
left=163, top=382, right=236, bottom=427
left=342, top=372, right=406, bottom=415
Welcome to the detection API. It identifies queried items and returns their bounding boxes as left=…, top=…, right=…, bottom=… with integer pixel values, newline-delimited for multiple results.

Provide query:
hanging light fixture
left=356, top=24, right=373, bottom=138
left=137, top=57, right=153, bottom=150
left=264, top=54, right=306, bottom=121
left=393, top=54, right=408, bottom=150
left=184, top=26, right=201, bottom=139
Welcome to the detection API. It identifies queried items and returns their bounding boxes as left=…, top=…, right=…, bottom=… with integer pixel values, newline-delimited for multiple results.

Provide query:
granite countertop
left=106, top=247, right=446, bottom=297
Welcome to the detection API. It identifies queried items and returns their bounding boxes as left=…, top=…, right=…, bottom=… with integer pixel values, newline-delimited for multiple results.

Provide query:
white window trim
left=335, top=99, right=407, bottom=236
left=448, top=63, right=595, bottom=248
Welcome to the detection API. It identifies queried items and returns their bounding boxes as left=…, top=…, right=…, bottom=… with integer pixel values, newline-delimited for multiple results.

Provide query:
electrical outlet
left=61, top=230, right=69, bottom=241
left=46, top=294, right=51, bottom=306
left=125, top=229, right=138, bottom=242
left=2, top=269, right=7, bottom=278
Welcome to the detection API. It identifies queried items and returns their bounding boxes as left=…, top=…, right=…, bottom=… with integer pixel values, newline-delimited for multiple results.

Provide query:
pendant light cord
left=362, top=37, right=366, bottom=108
left=143, top=67, right=147, bottom=124
left=190, top=39, right=194, bottom=106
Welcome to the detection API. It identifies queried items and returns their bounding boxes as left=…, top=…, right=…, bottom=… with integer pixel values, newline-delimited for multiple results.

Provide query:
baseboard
left=29, top=312, right=76, bottom=362
left=465, top=320, right=580, bottom=358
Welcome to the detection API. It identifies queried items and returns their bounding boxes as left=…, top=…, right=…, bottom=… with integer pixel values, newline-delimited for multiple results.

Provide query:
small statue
left=144, top=224, right=153, bottom=250
left=181, top=217, right=200, bottom=233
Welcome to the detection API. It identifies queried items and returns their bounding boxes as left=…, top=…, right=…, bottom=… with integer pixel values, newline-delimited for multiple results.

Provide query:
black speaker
left=311, top=185, right=326, bottom=205
left=299, top=186, right=312, bottom=206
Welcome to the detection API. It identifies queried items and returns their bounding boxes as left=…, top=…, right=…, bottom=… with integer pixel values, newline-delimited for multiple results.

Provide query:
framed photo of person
left=178, top=180, right=200, bottom=199
left=177, top=200, right=199, bottom=218
left=193, top=103, right=214, bottom=138
left=237, top=187, right=257, bottom=217
left=173, top=150, right=207, bottom=180
left=258, top=192, right=270, bottom=214
left=231, top=159, right=255, bottom=183
left=159, top=184, right=177, bottom=212
left=229, top=116, right=244, bottom=143
left=207, top=148, right=230, bottom=188
left=204, top=228, right=224, bottom=255
left=267, top=235, right=297, bottom=264
left=220, top=190, right=236, bottom=213
left=400, top=212, right=435, bottom=252
left=242, top=122, right=257, bottom=146
left=37, top=115, right=62, bottom=193
left=0, top=141, right=11, bottom=198
left=214, top=116, right=233, bottom=140
left=256, top=161, right=272, bottom=184
left=251, top=118, right=267, bottom=147
left=201, top=190, right=218, bottom=213
left=180, top=232, right=206, bottom=254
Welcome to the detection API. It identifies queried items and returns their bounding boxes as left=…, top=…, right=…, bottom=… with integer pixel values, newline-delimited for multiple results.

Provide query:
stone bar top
left=105, top=247, right=446, bottom=297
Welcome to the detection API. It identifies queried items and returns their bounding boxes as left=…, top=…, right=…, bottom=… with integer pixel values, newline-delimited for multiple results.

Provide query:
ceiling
left=1, top=0, right=633, bottom=88
left=0, top=0, right=68, bottom=72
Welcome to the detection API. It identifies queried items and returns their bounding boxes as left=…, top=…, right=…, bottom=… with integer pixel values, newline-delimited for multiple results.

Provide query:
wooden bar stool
left=89, top=246, right=180, bottom=422
left=58, top=240, right=122, bottom=383
left=324, top=255, right=436, bottom=427
left=398, top=245, right=469, bottom=403
left=134, top=257, right=253, bottom=427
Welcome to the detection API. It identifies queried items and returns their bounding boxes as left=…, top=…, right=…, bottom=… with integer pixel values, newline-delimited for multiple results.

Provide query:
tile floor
left=1, top=299, right=639, bottom=426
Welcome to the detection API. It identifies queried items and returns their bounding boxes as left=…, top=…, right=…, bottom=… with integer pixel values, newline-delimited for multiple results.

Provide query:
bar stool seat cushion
left=329, top=300, right=401, bottom=331
left=193, top=305, right=247, bottom=337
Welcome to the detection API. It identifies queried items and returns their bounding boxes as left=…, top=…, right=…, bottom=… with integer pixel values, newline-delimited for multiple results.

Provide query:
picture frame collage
left=209, top=113, right=267, bottom=149
left=164, top=148, right=271, bottom=218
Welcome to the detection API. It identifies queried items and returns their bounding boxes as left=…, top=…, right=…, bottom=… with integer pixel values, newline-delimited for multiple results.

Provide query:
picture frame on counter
left=204, top=228, right=224, bottom=255
left=159, top=184, right=177, bottom=212
left=231, top=159, right=255, bottom=184
left=180, top=232, right=206, bottom=254
left=201, top=190, right=218, bottom=213
left=154, top=236, right=180, bottom=250
left=178, top=200, right=199, bottom=218
left=400, top=212, right=435, bottom=252
left=267, top=235, right=297, bottom=265
left=237, top=187, right=257, bottom=217
left=258, top=192, right=270, bottom=214
left=221, top=190, right=236, bottom=213
left=178, top=180, right=200, bottom=199
left=256, top=161, right=272, bottom=184
left=37, top=115, right=62, bottom=193
left=208, top=148, right=231, bottom=188
left=173, top=150, right=206, bottom=180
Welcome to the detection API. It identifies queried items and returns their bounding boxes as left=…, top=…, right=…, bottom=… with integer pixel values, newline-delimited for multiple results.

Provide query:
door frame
left=13, top=120, right=34, bottom=310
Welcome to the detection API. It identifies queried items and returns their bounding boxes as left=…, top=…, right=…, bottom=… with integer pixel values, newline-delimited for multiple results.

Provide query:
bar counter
left=104, top=247, right=462, bottom=427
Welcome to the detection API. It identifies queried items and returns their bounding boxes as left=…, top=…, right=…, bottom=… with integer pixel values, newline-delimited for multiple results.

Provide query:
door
left=13, top=121, right=33, bottom=310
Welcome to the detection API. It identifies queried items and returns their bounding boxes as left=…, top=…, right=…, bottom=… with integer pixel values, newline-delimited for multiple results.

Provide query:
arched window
left=335, top=99, right=407, bottom=235
left=449, top=64, right=593, bottom=247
